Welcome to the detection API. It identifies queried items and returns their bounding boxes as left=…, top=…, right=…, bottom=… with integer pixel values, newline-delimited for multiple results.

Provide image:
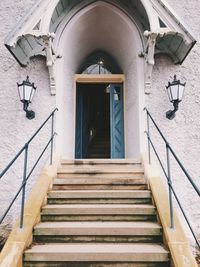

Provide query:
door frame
left=74, top=74, right=126, bottom=158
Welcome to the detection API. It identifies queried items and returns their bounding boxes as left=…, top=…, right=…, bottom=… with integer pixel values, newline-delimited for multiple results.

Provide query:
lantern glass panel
left=29, top=87, right=36, bottom=102
left=18, top=85, right=24, bottom=102
left=178, top=84, right=185, bottom=101
left=24, top=84, right=33, bottom=102
left=171, top=84, right=179, bottom=101
left=166, top=87, right=172, bottom=102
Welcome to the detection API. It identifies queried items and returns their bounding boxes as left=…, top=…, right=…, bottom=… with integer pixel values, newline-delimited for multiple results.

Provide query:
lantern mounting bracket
left=23, top=101, right=35, bottom=120
left=166, top=100, right=179, bottom=120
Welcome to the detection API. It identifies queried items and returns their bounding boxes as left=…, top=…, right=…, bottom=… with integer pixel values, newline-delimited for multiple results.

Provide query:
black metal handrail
left=144, top=108, right=200, bottom=248
left=0, top=108, right=58, bottom=228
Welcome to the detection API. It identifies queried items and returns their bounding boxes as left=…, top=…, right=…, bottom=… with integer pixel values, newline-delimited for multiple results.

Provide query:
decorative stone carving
left=43, top=33, right=57, bottom=95
left=144, top=31, right=158, bottom=94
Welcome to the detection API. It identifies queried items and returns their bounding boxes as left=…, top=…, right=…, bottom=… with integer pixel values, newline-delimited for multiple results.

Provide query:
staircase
left=23, top=160, right=170, bottom=267
left=87, top=131, right=110, bottom=158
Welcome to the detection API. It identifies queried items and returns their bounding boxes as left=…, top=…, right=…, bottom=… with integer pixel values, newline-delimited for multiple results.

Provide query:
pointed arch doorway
left=75, top=74, right=125, bottom=159
left=54, top=1, right=146, bottom=160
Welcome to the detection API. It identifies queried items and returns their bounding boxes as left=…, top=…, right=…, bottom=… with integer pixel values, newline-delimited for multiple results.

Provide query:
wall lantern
left=166, top=75, right=186, bottom=120
left=17, top=76, right=36, bottom=120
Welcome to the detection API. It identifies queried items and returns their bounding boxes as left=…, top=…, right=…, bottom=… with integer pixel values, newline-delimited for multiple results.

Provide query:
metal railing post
left=50, top=112, right=54, bottom=165
left=147, top=111, right=151, bottom=164
left=166, top=143, right=174, bottom=229
left=20, top=144, right=28, bottom=229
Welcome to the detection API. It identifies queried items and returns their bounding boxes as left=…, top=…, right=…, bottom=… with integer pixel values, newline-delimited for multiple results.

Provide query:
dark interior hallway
left=76, top=83, right=110, bottom=158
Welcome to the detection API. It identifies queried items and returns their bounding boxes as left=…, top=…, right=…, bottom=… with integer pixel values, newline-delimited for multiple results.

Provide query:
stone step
left=24, top=243, right=169, bottom=264
left=57, top=166, right=144, bottom=174
left=56, top=173, right=145, bottom=180
left=24, top=262, right=169, bottom=267
left=53, top=177, right=146, bottom=185
left=53, top=184, right=148, bottom=191
left=41, top=204, right=156, bottom=222
left=47, top=190, right=152, bottom=204
left=53, top=177, right=147, bottom=191
left=33, top=221, right=162, bottom=243
left=61, top=159, right=141, bottom=165
left=42, top=204, right=156, bottom=215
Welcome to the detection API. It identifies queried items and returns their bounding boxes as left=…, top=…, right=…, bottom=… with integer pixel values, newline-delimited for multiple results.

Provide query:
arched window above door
left=78, top=51, right=123, bottom=75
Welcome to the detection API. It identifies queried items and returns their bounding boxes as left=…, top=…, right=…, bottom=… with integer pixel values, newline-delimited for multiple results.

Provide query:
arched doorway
left=55, top=1, right=145, bottom=159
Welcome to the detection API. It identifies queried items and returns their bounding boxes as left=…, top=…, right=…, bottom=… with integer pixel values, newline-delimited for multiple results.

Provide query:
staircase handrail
left=144, top=107, right=200, bottom=248
left=0, top=108, right=58, bottom=228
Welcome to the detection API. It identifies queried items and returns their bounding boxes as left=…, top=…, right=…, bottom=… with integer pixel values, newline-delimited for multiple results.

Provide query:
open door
left=75, top=85, right=90, bottom=159
left=75, top=80, right=125, bottom=159
left=110, top=83, right=125, bottom=158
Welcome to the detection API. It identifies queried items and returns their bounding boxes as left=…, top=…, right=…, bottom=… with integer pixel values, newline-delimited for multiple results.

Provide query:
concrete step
left=24, top=243, right=169, bottom=264
left=53, top=184, right=148, bottom=191
left=57, top=173, right=145, bottom=180
left=53, top=177, right=147, bottom=185
left=33, top=221, right=162, bottom=243
left=47, top=190, right=152, bottom=204
left=57, top=173, right=144, bottom=179
left=41, top=204, right=156, bottom=222
left=57, top=166, right=144, bottom=175
left=61, top=159, right=141, bottom=165
left=24, top=262, right=170, bottom=267
left=53, top=176, right=147, bottom=190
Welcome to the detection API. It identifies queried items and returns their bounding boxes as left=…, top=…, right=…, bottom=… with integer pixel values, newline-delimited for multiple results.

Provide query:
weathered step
left=57, top=173, right=145, bottom=180
left=24, top=243, right=169, bottom=264
left=53, top=177, right=147, bottom=190
left=24, top=262, right=169, bottom=267
left=41, top=204, right=156, bottom=222
left=57, top=166, right=144, bottom=175
left=33, top=221, right=162, bottom=243
left=47, top=190, right=152, bottom=204
left=61, top=159, right=141, bottom=166
left=53, top=184, right=148, bottom=190
left=53, top=177, right=146, bottom=185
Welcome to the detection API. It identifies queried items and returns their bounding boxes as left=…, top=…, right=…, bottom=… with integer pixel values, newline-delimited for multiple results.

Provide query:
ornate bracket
left=43, top=33, right=57, bottom=95
left=143, top=31, right=158, bottom=94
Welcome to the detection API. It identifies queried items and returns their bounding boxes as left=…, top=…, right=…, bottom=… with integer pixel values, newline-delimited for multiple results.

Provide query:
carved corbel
left=143, top=31, right=158, bottom=94
left=43, top=33, right=57, bottom=95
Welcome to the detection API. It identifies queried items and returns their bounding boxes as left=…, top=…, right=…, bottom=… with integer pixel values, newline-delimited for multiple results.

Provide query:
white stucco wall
left=0, top=0, right=56, bottom=241
left=145, top=0, right=200, bottom=247
left=0, top=0, right=199, bottom=251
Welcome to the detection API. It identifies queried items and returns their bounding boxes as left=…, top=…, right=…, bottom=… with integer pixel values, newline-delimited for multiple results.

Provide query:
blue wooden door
left=110, top=83, right=125, bottom=158
left=75, top=87, right=89, bottom=158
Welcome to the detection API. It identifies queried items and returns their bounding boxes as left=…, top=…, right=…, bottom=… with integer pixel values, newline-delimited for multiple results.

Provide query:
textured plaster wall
left=146, top=0, right=200, bottom=247
left=0, top=0, right=55, bottom=240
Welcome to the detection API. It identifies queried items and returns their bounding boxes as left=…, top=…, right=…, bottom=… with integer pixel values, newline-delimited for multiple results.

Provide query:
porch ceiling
left=5, top=0, right=196, bottom=68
